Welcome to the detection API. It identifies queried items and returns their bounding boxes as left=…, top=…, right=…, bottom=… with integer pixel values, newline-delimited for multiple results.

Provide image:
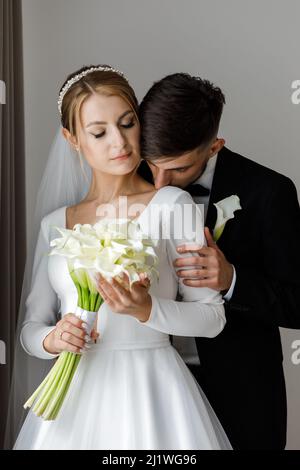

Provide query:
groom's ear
left=209, top=137, right=225, bottom=157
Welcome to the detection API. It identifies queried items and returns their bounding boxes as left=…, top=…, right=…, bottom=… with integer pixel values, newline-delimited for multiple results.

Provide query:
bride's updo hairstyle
left=58, top=64, right=139, bottom=137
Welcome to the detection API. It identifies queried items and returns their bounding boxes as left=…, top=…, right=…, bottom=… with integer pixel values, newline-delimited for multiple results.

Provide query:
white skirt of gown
left=14, top=338, right=232, bottom=450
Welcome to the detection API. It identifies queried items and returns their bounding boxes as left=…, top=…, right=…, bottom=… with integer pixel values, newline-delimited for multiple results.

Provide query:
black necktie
left=185, top=183, right=210, bottom=197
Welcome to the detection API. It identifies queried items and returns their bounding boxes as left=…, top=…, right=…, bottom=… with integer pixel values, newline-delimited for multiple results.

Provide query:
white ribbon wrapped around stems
left=74, top=306, right=98, bottom=337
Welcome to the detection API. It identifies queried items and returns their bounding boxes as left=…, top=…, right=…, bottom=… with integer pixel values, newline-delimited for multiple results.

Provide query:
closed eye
left=93, top=120, right=135, bottom=138
left=94, top=132, right=105, bottom=139
left=173, top=167, right=190, bottom=173
left=121, top=120, right=135, bottom=129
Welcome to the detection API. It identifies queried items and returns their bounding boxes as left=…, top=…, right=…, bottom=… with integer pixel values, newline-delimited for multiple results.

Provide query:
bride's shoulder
left=42, top=205, right=66, bottom=222
left=40, top=206, right=67, bottom=234
left=156, top=185, right=192, bottom=204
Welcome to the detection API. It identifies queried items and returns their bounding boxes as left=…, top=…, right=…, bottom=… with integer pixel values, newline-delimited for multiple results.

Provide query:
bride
left=12, top=64, right=231, bottom=449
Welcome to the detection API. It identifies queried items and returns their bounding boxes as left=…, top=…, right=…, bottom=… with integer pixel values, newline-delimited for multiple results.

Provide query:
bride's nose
left=110, top=126, right=127, bottom=148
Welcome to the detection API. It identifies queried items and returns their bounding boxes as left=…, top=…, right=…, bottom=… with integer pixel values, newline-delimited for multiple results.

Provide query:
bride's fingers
left=97, top=284, right=108, bottom=301
left=96, top=275, right=110, bottom=298
left=97, top=279, right=110, bottom=300
left=134, top=275, right=150, bottom=290
left=61, top=320, right=87, bottom=341
left=141, top=278, right=151, bottom=289
left=57, top=327, right=87, bottom=348
left=110, top=277, right=131, bottom=299
left=61, top=341, right=83, bottom=354
left=133, top=281, right=150, bottom=292
left=57, top=313, right=85, bottom=332
left=90, top=329, right=100, bottom=341
left=97, top=275, right=120, bottom=301
left=119, top=272, right=130, bottom=288
left=97, top=281, right=116, bottom=307
left=57, top=334, right=86, bottom=353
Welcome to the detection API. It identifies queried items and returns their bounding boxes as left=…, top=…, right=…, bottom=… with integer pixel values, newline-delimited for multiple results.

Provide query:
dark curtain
left=0, top=0, right=26, bottom=449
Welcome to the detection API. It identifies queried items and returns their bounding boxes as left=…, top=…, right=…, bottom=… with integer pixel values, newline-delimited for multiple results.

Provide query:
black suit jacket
left=139, top=147, right=300, bottom=449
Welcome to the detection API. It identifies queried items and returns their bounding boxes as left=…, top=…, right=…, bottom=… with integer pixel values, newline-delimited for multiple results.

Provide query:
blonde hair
left=60, top=65, right=139, bottom=138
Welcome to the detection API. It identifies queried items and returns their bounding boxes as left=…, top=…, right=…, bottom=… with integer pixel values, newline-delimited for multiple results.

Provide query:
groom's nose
left=154, top=168, right=171, bottom=189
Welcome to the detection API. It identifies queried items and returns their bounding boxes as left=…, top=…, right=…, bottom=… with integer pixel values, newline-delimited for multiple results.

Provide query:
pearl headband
left=57, top=65, right=128, bottom=116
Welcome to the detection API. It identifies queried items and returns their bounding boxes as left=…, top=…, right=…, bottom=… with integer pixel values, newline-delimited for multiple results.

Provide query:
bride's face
left=73, top=94, right=140, bottom=175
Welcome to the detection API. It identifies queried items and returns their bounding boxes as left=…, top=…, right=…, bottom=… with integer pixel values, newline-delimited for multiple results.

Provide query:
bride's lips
left=111, top=152, right=132, bottom=161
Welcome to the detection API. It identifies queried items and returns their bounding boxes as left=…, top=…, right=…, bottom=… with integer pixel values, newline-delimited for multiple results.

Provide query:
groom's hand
left=173, top=227, right=233, bottom=292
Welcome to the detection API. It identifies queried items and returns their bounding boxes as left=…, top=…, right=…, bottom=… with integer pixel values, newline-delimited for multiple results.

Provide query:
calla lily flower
left=49, top=218, right=158, bottom=287
left=213, top=195, right=242, bottom=242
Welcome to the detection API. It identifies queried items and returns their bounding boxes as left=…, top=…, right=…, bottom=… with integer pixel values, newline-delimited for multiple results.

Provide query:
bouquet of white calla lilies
left=213, top=195, right=242, bottom=242
left=50, top=218, right=158, bottom=284
left=23, top=218, right=158, bottom=420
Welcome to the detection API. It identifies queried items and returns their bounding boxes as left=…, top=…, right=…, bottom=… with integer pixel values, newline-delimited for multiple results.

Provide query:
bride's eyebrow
left=86, top=110, right=134, bottom=128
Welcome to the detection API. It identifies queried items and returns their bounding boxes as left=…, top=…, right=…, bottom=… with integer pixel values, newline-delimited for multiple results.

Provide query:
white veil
left=4, top=127, right=92, bottom=448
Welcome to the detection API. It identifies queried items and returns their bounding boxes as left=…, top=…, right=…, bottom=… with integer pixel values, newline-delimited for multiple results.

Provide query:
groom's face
left=147, top=138, right=223, bottom=190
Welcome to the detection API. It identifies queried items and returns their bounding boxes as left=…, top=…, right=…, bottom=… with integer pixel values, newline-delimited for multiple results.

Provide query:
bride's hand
left=96, top=273, right=152, bottom=322
left=43, top=313, right=96, bottom=355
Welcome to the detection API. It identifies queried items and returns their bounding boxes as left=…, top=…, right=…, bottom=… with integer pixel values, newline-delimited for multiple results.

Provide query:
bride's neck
left=84, top=170, right=143, bottom=205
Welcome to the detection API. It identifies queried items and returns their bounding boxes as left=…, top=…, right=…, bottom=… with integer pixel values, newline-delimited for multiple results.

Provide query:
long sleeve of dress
left=137, top=188, right=226, bottom=337
left=20, top=215, right=60, bottom=360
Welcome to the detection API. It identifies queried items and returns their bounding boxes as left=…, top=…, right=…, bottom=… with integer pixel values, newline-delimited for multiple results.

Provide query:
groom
left=138, top=73, right=300, bottom=449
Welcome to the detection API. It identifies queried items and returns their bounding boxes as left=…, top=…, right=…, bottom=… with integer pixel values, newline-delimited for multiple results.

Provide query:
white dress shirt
left=172, top=153, right=236, bottom=365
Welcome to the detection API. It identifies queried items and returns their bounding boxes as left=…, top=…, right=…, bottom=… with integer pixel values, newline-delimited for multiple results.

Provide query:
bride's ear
left=62, top=127, right=79, bottom=152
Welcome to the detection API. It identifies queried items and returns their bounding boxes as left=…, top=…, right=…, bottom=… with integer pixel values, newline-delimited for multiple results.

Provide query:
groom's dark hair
left=139, top=73, right=225, bottom=159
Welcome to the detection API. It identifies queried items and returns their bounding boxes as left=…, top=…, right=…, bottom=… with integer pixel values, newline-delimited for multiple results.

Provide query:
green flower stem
left=23, top=358, right=61, bottom=409
left=90, top=293, right=97, bottom=311
left=46, top=352, right=79, bottom=420
left=46, top=353, right=74, bottom=418
left=33, top=351, right=69, bottom=416
left=23, top=271, right=104, bottom=421
left=34, top=351, right=68, bottom=415
left=75, top=283, right=83, bottom=307
left=69, top=269, right=83, bottom=306
left=43, top=351, right=75, bottom=420
left=82, top=287, right=89, bottom=310
left=50, top=353, right=81, bottom=420
left=32, top=352, right=68, bottom=415
left=95, top=295, right=103, bottom=311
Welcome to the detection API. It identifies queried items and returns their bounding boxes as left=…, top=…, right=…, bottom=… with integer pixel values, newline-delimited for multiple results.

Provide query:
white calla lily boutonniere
left=213, top=195, right=242, bottom=242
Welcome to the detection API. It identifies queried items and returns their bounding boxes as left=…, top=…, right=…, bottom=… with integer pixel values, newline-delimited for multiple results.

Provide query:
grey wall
left=22, top=0, right=300, bottom=449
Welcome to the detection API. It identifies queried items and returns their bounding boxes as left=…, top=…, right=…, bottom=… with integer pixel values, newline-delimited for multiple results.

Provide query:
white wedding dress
left=13, top=186, right=231, bottom=450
